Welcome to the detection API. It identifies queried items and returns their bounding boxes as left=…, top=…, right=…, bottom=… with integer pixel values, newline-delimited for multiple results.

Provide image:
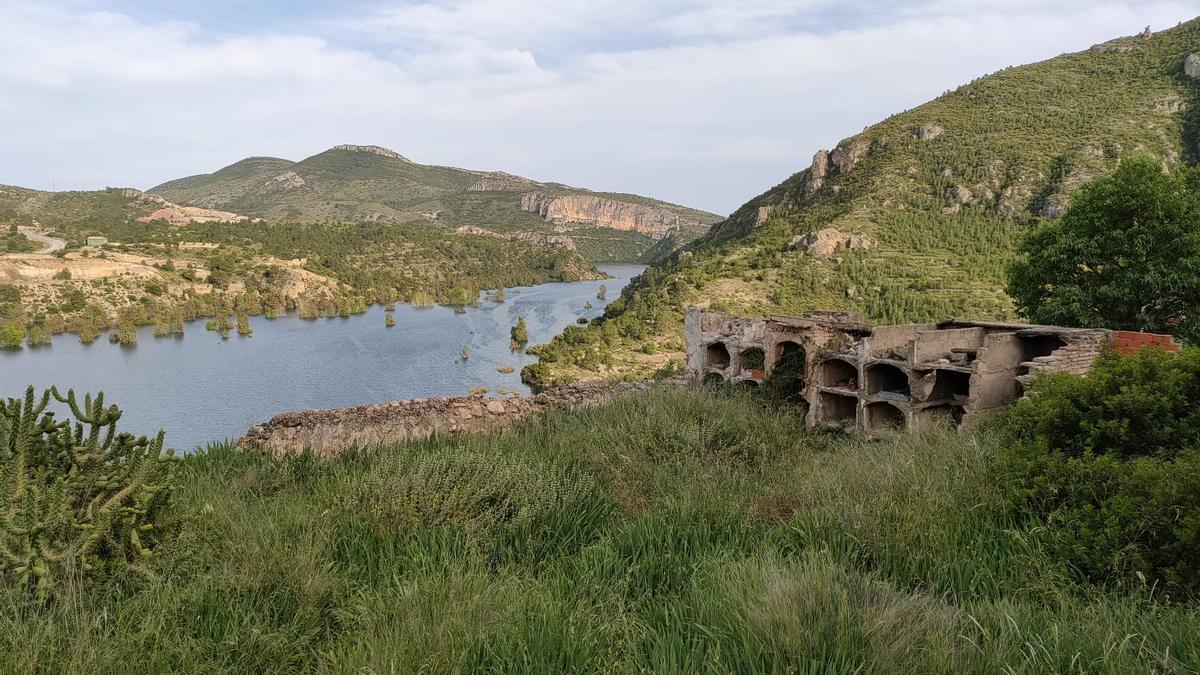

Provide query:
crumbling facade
left=685, top=308, right=1122, bottom=432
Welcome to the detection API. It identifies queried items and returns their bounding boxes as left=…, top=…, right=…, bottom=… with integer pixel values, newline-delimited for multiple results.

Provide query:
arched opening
left=737, top=379, right=761, bottom=391
left=865, top=363, right=910, bottom=399
left=915, top=404, right=965, bottom=430
left=765, top=343, right=807, bottom=406
left=739, top=347, right=766, bottom=377
left=817, top=358, right=858, bottom=390
left=775, top=340, right=804, bottom=367
left=702, top=372, right=726, bottom=387
left=865, top=402, right=906, bottom=431
left=706, top=342, right=731, bottom=370
left=818, top=392, right=858, bottom=428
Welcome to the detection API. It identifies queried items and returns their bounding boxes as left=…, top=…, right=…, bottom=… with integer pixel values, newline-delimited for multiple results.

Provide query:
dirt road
left=16, top=227, right=66, bottom=255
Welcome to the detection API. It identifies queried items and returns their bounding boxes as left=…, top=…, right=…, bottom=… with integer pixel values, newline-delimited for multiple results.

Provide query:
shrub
left=0, top=387, right=177, bottom=597
left=0, top=324, right=23, bottom=350
left=998, top=347, right=1200, bottom=596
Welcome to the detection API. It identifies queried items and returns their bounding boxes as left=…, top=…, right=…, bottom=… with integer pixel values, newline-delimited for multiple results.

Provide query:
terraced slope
left=526, top=19, right=1200, bottom=385
left=150, top=145, right=721, bottom=262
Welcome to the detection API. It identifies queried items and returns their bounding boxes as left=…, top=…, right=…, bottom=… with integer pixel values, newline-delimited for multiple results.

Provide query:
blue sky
left=2, top=1, right=1196, bottom=214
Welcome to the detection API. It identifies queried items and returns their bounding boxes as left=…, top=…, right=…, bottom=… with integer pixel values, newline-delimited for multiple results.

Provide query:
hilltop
left=149, top=144, right=722, bottom=263
left=527, top=19, right=1200, bottom=386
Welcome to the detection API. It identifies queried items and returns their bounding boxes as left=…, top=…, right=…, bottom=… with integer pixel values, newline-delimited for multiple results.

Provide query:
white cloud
left=0, top=1, right=1195, bottom=214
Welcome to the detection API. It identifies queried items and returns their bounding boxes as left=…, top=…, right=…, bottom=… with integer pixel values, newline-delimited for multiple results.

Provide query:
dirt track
left=16, top=227, right=66, bottom=254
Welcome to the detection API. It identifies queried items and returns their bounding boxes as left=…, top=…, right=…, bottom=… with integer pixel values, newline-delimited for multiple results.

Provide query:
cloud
left=0, top=1, right=1195, bottom=214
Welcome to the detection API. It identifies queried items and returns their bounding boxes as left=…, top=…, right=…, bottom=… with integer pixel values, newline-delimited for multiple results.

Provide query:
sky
left=1, top=1, right=1196, bottom=215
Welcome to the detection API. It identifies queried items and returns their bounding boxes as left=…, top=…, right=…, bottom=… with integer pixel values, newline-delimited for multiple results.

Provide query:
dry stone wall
left=238, top=381, right=656, bottom=457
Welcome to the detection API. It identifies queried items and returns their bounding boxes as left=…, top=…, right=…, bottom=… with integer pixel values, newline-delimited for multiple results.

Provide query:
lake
left=1, top=264, right=644, bottom=452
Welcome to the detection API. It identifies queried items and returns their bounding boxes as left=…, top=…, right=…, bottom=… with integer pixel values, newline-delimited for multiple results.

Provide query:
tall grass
left=2, top=385, right=1197, bottom=673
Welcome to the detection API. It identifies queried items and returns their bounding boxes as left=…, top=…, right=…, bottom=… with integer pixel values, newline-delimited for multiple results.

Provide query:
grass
left=3, top=385, right=1198, bottom=673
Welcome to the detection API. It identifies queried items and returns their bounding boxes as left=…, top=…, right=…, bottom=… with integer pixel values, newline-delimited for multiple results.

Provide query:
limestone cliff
left=519, top=193, right=703, bottom=239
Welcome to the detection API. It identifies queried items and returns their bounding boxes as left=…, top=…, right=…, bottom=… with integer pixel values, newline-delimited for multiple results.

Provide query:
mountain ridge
left=524, top=18, right=1200, bottom=386
left=148, top=144, right=722, bottom=262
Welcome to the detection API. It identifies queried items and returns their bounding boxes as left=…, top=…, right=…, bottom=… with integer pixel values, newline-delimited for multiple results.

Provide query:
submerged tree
left=510, top=316, right=529, bottom=350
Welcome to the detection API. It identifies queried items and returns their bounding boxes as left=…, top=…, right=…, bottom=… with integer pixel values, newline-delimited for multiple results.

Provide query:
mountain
left=0, top=185, right=252, bottom=229
left=526, top=19, right=1200, bottom=386
left=149, top=145, right=722, bottom=263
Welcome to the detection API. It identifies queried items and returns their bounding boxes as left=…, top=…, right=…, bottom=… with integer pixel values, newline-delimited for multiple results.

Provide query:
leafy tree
left=1007, top=158, right=1200, bottom=340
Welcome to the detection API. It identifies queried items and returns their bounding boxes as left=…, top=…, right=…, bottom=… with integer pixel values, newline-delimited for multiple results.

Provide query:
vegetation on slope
left=0, top=190, right=602, bottom=346
left=2, top=383, right=1199, bottom=672
left=527, top=20, right=1200, bottom=386
left=148, top=145, right=720, bottom=262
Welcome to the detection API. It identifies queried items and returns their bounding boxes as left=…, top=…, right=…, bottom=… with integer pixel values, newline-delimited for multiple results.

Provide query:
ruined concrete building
left=684, top=308, right=1123, bottom=432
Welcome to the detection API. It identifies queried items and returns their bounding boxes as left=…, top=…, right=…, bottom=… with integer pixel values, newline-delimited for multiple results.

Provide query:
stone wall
left=686, top=308, right=1136, bottom=433
left=238, top=381, right=655, bottom=457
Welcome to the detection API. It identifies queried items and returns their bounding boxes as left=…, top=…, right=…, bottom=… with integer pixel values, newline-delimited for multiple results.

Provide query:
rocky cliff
left=519, top=193, right=703, bottom=239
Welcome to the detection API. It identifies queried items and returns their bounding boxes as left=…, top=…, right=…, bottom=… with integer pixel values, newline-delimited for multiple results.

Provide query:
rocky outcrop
left=120, top=188, right=250, bottom=225
left=519, top=193, right=699, bottom=238
left=330, top=144, right=412, bottom=161
left=790, top=228, right=876, bottom=257
left=830, top=137, right=869, bottom=174
left=805, top=150, right=830, bottom=195
left=804, top=137, right=870, bottom=197
left=238, top=380, right=657, bottom=457
left=1186, top=54, right=1200, bottom=79
left=467, top=172, right=537, bottom=191
left=455, top=225, right=578, bottom=250
left=264, top=171, right=306, bottom=191
left=912, top=124, right=944, bottom=141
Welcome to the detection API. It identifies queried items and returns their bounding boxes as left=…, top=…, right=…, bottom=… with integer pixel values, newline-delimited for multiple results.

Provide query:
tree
left=1007, top=158, right=1200, bottom=340
left=510, top=316, right=529, bottom=349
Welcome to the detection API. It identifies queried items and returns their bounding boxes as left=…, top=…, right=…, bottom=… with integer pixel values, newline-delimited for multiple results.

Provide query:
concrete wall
left=912, top=327, right=985, bottom=364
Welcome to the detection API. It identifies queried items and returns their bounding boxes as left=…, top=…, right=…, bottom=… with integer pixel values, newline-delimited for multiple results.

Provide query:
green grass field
left=4, top=385, right=1197, bottom=673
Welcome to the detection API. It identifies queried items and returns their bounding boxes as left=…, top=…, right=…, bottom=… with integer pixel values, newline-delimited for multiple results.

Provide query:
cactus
left=0, top=386, right=176, bottom=598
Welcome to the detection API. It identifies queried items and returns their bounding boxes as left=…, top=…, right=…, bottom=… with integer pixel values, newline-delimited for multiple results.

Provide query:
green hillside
left=0, top=185, right=155, bottom=229
left=150, top=145, right=721, bottom=262
left=527, top=20, right=1200, bottom=385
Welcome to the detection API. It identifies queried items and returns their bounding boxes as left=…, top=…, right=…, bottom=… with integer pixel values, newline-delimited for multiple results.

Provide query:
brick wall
left=1110, top=331, right=1180, bottom=354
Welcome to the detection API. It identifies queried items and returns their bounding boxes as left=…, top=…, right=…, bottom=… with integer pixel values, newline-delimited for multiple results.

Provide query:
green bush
left=0, top=324, right=23, bottom=350
left=998, top=347, right=1200, bottom=596
left=0, top=387, right=177, bottom=597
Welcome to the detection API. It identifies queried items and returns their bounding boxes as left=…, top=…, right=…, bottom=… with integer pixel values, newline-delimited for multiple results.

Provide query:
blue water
left=0, top=264, right=644, bottom=452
